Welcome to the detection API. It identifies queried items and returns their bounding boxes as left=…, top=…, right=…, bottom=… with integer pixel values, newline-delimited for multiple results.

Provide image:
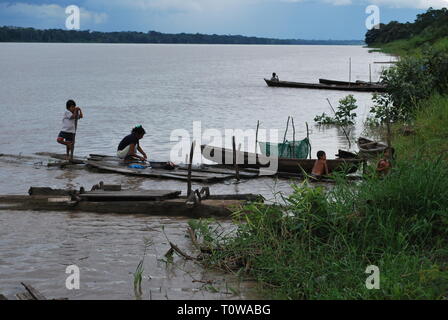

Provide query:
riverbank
left=372, top=37, right=448, bottom=57
left=189, top=157, right=448, bottom=299
left=186, top=34, right=448, bottom=299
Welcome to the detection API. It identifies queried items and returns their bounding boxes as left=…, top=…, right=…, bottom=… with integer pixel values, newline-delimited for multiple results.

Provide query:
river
left=0, top=43, right=392, bottom=299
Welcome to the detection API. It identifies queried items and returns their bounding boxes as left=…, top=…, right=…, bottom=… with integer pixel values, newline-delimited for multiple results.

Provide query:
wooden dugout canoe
left=201, top=145, right=362, bottom=174
left=318, top=78, right=383, bottom=87
left=264, top=78, right=387, bottom=92
left=357, top=137, right=388, bottom=156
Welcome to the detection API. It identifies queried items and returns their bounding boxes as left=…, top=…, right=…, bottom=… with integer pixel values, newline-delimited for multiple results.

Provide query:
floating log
left=207, top=194, right=261, bottom=201
left=79, top=190, right=181, bottom=202
left=28, top=187, right=77, bottom=196
left=0, top=194, right=251, bottom=218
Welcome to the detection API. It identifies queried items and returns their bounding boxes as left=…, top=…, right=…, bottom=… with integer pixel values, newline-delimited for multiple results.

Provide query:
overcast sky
left=0, top=0, right=447, bottom=40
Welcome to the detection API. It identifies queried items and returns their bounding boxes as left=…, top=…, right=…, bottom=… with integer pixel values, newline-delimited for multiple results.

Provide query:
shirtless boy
left=311, top=150, right=329, bottom=178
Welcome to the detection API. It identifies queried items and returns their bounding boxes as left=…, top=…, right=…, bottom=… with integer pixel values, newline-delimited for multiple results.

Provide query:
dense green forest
left=365, top=7, right=448, bottom=46
left=0, top=26, right=362, bottom=45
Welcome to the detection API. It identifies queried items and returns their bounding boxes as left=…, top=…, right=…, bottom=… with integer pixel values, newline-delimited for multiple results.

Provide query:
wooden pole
left=349, top=57, right=352, bottom=87
left=283, top=116, right=290, bottom=144
left=237, top=143, right=242, bottom=181
left=326, top=98, right=351, bottom=149
left=291, top=117, right=296, bottom=158
left=232, top=136, right=240, bottom=181
left=255, top=120, right=260, bottom=154
left=386, top=107, right=392, bottom=148
left=69, top=112, right=79, bottom=162
left=386, top=120, right=392, bottom=148
left=187, top=140, right=195, bottom=197
left=369, top=64, right=372, bottom=84
left=306, top=122, right=311, bottom=159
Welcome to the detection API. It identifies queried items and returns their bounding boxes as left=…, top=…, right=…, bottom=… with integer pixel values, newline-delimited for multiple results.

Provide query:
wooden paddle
left=69, top=109, right=79, bottom=162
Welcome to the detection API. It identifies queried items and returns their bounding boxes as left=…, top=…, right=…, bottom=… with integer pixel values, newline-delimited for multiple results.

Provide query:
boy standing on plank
left=57, top=99, right=83, bottom=160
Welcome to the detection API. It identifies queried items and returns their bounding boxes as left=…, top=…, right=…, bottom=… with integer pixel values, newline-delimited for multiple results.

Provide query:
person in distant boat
left=117, top=125, right=148, bottom=161
left=271, top=72, right=279, bottom=82
left=376, top=147, right=394, bottom=176
left=311, top=150, right=329, bottom=179
left=57, top=99, right=83, bottom=160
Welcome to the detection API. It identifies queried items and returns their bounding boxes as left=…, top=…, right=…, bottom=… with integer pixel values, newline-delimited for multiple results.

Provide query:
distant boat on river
left=264, top=78, right=387, bottom=92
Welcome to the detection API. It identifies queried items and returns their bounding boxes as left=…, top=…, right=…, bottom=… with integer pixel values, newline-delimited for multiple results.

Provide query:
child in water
left=376, top=147, right=394, bottom=176
left=56, top=99, right=83, bottom=160
left=311, top=150, right=329, bottom=178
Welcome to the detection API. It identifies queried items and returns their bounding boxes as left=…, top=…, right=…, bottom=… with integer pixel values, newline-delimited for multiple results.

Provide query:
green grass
left=371, top=34, right=448, bottom=57
left=190, top=159, right=448, bottom=299
left=372, top=36, right=428, bottom=56
left=393, top=94, right=448, bottom=161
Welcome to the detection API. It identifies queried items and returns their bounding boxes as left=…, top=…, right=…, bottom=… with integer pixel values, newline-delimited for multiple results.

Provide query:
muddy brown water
left=0, top=43, right=393, bottom=299
left=0, top=209, right=257, bottom=300
left=0, top=155, right=299, bottom=300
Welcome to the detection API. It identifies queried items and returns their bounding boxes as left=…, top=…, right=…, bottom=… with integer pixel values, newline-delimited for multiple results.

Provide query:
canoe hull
left=336, top=149, right=358, bottom=159
left=319, top=78, right=382, bottom=86
left=264, top=79, right=387, bottom=92
left=201, top=145, right=362, bottom=174
left=357, top=137, right=387, bottom=156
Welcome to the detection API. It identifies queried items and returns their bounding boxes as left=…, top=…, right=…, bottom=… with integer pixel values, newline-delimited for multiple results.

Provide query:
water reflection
left=0, top=43, right=393, bottom=299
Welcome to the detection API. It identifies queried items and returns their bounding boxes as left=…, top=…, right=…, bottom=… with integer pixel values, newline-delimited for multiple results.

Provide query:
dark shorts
left=58, top=131, right=75, bottom=142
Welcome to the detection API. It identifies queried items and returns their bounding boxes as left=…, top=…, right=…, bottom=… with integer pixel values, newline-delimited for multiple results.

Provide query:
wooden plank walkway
left=29, top=152, right=261, bottom=182
left=0, top=195, right=245, bottom=218
left=79, top=190, right=181, bottom=201
left=86, top=160, right=235, bottom=183
left=176, top=164, right=259, bottom=178
left=35, top=152, right=86, bottom=164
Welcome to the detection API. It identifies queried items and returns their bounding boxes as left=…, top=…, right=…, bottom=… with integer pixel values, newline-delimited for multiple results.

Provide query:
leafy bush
left=314, top=95, right=358, bottom=125
left=367, top=93, right=400, bottom=125
left=368, top=47, right=448, bottom=124
left=425, top=47, right=448, bottom=94
left=392, top=93, right=448, bottom=161
left=382, top=56, right=434, bottom=119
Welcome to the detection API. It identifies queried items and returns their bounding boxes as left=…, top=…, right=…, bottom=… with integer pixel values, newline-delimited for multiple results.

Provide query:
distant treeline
left=0, top=26, right=363, bottom=45
left=365, top=7, right=448, bottom=45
